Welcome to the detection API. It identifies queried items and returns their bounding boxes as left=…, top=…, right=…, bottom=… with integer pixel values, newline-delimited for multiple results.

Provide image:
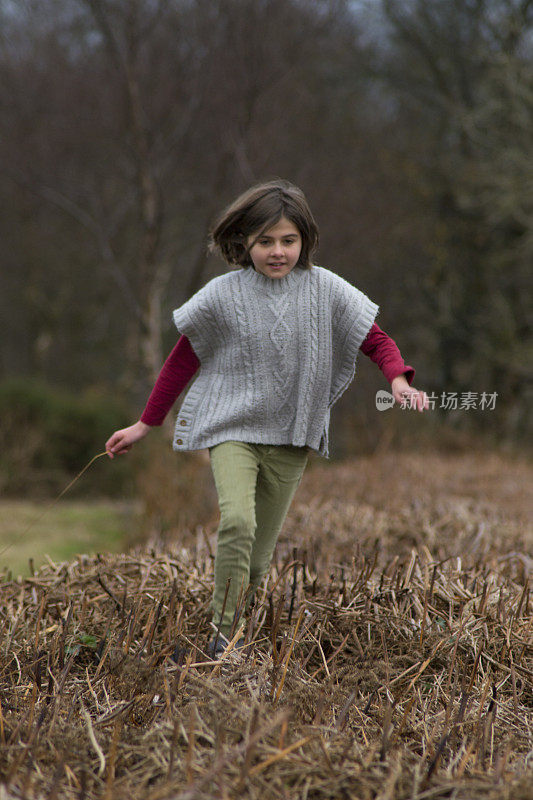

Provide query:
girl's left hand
left=391, top=376, right=430, bottom=412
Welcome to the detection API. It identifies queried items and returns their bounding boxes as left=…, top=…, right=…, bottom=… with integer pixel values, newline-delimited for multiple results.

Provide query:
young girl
left=106, top=180, right=428, bottom=658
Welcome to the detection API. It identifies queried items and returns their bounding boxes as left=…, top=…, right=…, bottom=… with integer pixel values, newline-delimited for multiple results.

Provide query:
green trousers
left=208, top=441, right=309, bottom=636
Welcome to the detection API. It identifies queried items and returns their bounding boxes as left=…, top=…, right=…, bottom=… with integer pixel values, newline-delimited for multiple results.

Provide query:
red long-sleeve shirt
left=140, top=323, right=415, bottom=426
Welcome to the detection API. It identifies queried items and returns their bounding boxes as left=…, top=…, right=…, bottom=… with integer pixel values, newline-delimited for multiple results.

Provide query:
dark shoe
left=170, top=643, right=188, bottom=664
left=206, top=635, right=245, bottom=660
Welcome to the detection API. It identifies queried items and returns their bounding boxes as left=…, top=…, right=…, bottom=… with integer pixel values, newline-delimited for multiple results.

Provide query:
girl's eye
left=255, top=237, right=298, bottom=247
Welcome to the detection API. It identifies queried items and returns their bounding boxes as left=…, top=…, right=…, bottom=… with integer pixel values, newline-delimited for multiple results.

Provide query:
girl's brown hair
left=209, top=179, right=319, bottom=269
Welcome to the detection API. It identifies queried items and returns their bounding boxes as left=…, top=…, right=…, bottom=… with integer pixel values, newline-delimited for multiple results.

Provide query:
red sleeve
left=140, top=335, right=200, bottom=426
left=360, top=323, right=415, bottom=385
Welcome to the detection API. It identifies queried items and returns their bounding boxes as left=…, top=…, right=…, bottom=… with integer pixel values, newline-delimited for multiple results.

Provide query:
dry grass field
left=0, top=449, right=531, bottom=799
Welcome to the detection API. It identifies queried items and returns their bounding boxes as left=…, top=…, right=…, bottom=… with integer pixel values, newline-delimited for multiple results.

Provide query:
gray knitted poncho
left=172, top=265, right=379, bottom=458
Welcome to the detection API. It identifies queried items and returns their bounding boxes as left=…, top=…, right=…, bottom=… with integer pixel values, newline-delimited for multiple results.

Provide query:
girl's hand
left=105, top=420, right=151, bottom=458
left=391, top=375, right=429, bottom=412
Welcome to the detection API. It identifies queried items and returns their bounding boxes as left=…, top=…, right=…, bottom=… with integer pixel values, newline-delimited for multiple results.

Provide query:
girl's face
left=247, top=217, right=302, bottom=279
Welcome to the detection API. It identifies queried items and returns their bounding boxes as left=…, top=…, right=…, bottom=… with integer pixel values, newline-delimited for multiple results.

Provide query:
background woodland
left=1, top=0, right=532, bottom=492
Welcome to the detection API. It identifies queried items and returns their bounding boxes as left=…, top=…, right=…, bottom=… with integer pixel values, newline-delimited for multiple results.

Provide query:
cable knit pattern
left=265, top=290, right=294, bottom=429
left=171, top=265, right=379, bottom=458
left=297, top=265, right=320, bottom=444
left=231, top=274, right=256, bottom=422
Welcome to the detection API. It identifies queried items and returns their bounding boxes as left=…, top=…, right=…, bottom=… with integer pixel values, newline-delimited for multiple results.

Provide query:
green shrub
left=0, top=379, right=135, bottom=496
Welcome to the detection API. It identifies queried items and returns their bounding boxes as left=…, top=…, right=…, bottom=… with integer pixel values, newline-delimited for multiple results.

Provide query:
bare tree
left=365, top=0, right=533, bottom=436
left=1, top=0, right=366, bottom=389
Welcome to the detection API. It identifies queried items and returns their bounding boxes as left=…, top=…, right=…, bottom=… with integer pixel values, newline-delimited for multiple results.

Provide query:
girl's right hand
left=105, top=420, right=151, bottom=458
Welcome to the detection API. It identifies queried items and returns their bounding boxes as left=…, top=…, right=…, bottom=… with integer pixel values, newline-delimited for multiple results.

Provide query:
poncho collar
left=239, top=265, right=307, bottom=294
